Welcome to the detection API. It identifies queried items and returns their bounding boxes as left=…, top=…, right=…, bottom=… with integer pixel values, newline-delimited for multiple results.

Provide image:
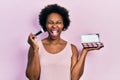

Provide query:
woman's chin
left=49, top=35, right=60, bottom=40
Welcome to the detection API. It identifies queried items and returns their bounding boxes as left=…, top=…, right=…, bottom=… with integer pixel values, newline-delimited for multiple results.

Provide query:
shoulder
left=41, top=38, right=49, bottom=45
left=71, top=44, right=78, bottom=51
left=71, top=44, right=79, bottom=56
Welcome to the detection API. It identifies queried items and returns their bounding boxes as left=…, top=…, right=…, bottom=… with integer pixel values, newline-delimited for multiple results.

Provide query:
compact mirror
left=81, top=34, right=100, bottom=48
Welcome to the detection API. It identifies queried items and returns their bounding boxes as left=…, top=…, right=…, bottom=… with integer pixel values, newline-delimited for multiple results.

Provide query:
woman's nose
left=52, top=23, right=57, bottom=28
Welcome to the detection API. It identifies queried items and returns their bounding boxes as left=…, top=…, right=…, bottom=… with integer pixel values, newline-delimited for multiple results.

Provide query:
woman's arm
left=71, top=43, right=104, bottom=80
left=26, top=33, right=40, bottom=80
left=26, top=47, right=40, bottom=80
left=71, top=48, right=87, bottom=80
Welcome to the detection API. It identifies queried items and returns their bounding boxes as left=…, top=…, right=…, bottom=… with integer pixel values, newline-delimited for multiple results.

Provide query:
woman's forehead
left=47, top=13, right=63, bottom=21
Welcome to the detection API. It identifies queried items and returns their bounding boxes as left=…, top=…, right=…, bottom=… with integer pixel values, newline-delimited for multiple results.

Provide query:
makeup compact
left=81, top=34, right=100, bottom=48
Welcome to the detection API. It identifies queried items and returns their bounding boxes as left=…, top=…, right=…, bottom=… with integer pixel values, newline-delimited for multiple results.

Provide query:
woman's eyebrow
left=47, top=20, right=63, bottom=22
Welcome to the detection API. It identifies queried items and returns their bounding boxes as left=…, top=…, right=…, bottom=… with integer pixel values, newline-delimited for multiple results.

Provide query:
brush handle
left=35, top=31, right=42, bottom=36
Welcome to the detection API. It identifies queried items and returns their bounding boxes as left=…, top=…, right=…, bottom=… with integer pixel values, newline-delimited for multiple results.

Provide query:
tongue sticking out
left=52, top=30, right=58, bottom=37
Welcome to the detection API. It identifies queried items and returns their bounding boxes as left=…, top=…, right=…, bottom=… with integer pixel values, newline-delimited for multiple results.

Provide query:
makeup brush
left=35, top=28, right=45, bottom=36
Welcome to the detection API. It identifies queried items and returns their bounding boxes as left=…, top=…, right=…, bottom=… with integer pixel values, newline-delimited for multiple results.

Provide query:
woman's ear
left=63, top=28, right=67, bottom=31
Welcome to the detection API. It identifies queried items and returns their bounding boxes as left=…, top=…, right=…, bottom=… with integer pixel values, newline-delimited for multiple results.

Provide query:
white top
left=38, top=41, right=72, bottom=80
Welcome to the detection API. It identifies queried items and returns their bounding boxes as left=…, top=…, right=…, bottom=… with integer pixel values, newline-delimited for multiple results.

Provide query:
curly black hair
left=39, top=4, right=70, bottom=31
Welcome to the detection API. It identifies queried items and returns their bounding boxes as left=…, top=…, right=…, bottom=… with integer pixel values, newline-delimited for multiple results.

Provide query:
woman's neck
left=47, top=37, right=63, bottom=44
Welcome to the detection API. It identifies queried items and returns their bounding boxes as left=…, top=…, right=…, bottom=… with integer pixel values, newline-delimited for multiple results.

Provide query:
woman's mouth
left=50, top=29, right=59, bottom=37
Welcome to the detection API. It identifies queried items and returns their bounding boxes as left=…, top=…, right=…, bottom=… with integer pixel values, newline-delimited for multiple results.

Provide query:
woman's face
left=46, top=13, right=64, bottom=39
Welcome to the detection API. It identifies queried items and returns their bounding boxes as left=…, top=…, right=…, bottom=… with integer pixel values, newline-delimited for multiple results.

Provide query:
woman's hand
left=27, top=33, right=39, bottom=50
left=82, top=42, right=104, bottom=51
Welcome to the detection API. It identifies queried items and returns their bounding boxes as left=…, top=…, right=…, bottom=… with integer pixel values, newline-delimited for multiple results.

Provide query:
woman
left=26, top=4, right=104, bottom=80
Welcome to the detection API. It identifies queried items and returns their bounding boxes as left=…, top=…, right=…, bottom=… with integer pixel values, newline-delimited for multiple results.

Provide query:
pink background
left=0, top=0, right=120, bottom=80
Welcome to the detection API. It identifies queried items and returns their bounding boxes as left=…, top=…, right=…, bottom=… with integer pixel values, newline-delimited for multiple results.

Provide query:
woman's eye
left=47, top=22, right=53, bottom=24
left=47, top=21, right=63, bottom=25
left=56, top=22, right=62, bottom=24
